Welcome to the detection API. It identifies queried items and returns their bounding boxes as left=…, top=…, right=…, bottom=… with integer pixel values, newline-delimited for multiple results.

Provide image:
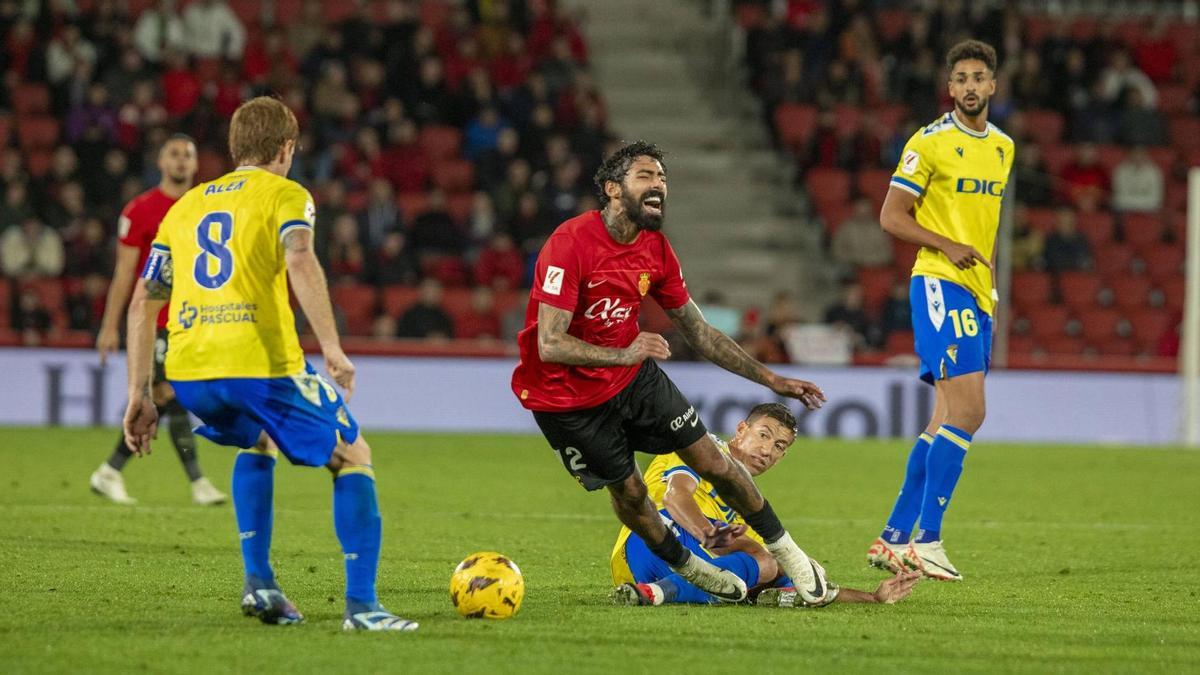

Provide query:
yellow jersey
left=889, top=111, right=1014, bottom=316
left=152, top=166, right=315, bottom=380
left=610, top=435, right=763, bottom=584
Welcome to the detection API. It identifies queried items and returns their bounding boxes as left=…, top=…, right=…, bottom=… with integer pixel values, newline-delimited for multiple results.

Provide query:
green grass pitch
left=1, top=427, right=1198, bottom=673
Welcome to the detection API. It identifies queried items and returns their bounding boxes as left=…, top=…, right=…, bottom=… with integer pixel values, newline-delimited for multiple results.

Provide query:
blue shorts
left=170, top=362, right=359, bottom=467
left=911, top=276, right=993, bottom=385
left=624, top=514, right=760, bottom=592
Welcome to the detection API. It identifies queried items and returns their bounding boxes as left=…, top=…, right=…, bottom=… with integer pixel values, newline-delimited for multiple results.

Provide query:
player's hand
left=940, top=241, right=992, bottom=270
left=620, top=332, right=671, bottom=365
left=768, top=375, right=826, bottom=410
left=96, top=326, right=119, bottom=366
left=702, top=522, right=746, bottom=552
left=123, top=394, right=158, bottom=456
left=872, top=570, right=921, bottom=604
left=324, top=348, right=357, bottom=401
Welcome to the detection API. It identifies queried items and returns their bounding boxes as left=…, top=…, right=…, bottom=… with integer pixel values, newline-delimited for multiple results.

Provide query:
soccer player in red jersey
left=90, top=134, right=226, bottom=506
left=512, top=141, right=836, bottom=605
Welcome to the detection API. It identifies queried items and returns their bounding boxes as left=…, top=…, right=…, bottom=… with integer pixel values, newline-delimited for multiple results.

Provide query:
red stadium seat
left=493, top=289, right=523, bottom=318
left=1155, top=277, right=1185, bottom=311
left=440, top=287, right=473, bottom=323
left=16, top=116, right=59, bottom=151
left=330, top=283, right=379, bottom=336
left=1022, top=16, right=1056, bottom=46
left=1158, top=84, right=1191, bottom=115
left=874, top=9, right=912, bottom=42
left=1069, top=17, right=1099, bottom=41
left=422, top=256, right=469, bottom=287
left=1092, top=243, right=1134, bottom=277
left=1037, top=335, right=1086, bottom=354
left=381, top=285, right=419, bottom=317
left=1139, top=243, right=1184, bottom=281
left=819, top=201, right=855, bottom=235
left=873, top=104, right=910, bottom=139
left=1024, top=110, right=1064, bottom=145
left=24, top=149, right=52, bottom=178
left=18, top=279, right=66, bottom=325
left=805, top=168, right=851, bottom=211
left=1077, top=211, right=1115, bottom=246
left=1007, top=334, right=1036, bottom=355
left=1076, top=308, right=1123, bottom=337
left=396, top=191, right=430, bottom=219
left=774, top=103, right=818, bottom=150
left=856, top=169, right=892, bottom=208
left=1024, top=207, right=1057, bottom=233
left=1121, top=213, right=1165, bottom=247
left=1091, top=335, right=1138, bottom=356
left=1127, top=308, right=1175, bottom=349
left=1039, top=143, right=1075, bottom=176
left=1057, top=271, right=1103, bottom=309
left=1096, top=145, right=1126, bottom=171
left=1012, top=271, right=1053, bottom=309
left=1167, top=24, right=1200, bottom=54
left=1107, top=275, right=1154, bottom=310
left=1165, top=181, right=1189, bottom=212
left=884, top=330, right=913, bottom=356
left=431, top=160, right=475, bottom=193
left=832, top=104, right=863, bottom=137
left=1169, top=116, right=1200, bottom=152
left=420, top=0, right=452, bottom=28
left=857, top=266, right=895, bottom=314
left=1025, top=304, right=1071, bottom=339
left=11, top=82, right=50, bottom=116
left=1145, top=146, right=1176, bottom=175
left=418, top=126, right=462, bottom=161
left=445, top=192, right=474, bottom=224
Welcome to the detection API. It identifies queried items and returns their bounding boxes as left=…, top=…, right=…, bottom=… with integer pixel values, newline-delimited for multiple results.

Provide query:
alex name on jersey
left=890, top=112, right=1015, bottom=316
left=143, top=166, right=315, bottom=381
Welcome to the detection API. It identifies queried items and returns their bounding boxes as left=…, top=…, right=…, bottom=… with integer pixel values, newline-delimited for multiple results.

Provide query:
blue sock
left=916, top=425, right=971, bottom=543
left=232, top=450, right=277, bottom=586
left=333, top=467, right=382, bottom=607
left=881, top=433, right=934, bottom=544
left=655, top=573, right=714, bottom=604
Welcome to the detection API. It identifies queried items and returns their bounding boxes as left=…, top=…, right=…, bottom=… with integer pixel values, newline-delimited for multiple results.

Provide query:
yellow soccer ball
left=449, top=552, right=525, bottom=619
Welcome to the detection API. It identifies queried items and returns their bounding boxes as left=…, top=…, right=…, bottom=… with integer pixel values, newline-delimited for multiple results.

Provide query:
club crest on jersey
left=955, top=147, right=964, bottom=157
left=638, top=272, right=651, bottom=297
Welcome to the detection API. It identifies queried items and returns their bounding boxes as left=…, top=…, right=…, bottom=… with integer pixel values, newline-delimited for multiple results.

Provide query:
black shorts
left=153, top=328, right=169, bottom=385
left=532, top=360, right=708, bottom=491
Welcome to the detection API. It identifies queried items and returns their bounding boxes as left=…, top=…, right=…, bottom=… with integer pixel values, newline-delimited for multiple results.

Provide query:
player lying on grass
left=611, top=403, right=920, bottom=607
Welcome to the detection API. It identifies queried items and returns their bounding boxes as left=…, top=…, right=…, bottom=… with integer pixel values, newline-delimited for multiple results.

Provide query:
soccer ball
left=449, top=552, right=525, bottom=619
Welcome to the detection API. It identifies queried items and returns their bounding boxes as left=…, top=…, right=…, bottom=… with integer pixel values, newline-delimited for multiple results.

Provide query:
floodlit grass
left=1, top=427, right=1197, bottom=673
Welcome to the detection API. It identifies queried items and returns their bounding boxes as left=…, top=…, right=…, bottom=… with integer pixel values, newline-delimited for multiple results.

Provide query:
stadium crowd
left=0, top=0, right=610, bottom=346
left=737, top=0, right=1194, bottom=361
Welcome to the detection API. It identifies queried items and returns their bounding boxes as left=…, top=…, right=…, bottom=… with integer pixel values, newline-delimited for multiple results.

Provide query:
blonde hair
left=228, top=96, right=299, bottom=166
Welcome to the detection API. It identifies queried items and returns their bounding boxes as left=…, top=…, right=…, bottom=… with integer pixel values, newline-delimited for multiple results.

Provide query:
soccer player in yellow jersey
left=611, top=404, right=920, bottom=607
left=867, top=40, right=1015, bottom=582
left=122, top=97, right=416, bottom=632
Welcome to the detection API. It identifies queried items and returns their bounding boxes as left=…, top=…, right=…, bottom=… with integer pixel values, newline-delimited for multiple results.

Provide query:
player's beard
left=165, top=169, right=191, bottom=187
left=620, top=188, right=665, bottom=231
left=956, top=94, right=989, bottom=118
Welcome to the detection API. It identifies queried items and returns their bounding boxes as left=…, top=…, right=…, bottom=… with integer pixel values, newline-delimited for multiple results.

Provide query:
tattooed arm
left=537, top=302, right=670, bottom=366
left=123, top=271, right=170, bottom=454
left=283, top=226, right=356, bottom=397
left=666, top=300, right=826, bottom=409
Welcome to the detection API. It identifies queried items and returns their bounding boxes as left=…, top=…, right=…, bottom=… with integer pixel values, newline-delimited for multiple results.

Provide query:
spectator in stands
left=406, top=56, right=454, bottom=125
left=1011, top=48, right=1052, bottom=108
left=1043, top=209, right=1092, bottom=273
left=1117, top=89, right=1166, bottom=146
left=1060, top=144, right=1110, bottom=207
left=466, top=192, right=498, bottom=250
left=65, top=217, right=113, bottom=277
left=182, top=0, right=245, bottom=60
left=1099, top=50, right=1157, bottom=109
left=1134, top=19, right=1178, bottom=84
left=831, top=197, right=892, bottom=269
left=824, top=281, right=873, bottom=350
left=132, top=0, right=186, bottom=64
left=464, top=106, right=510, bottom=160
left=765, top=290, right=802, bottom=339
left=326, top=214, right=368, bottom=284
left=1112, top=147, right=1164, bottom=214
left=508, top=190, right=554, bottom=252
left=14, top=288, right=52, bottom=345
left=116, top=79, right=167, bottom=151
left=46, top=23, right=98, bottom=85
left=474, top=232, right=524, bottom=290
left=288, top=0, right=326, bottom=66
left=1013, top=143, right=1053, bottom=207
left=1, top=217, right=64, bottom=279
left=372, top=230, right=420, bottom=287
left=477, top=127, right=520, bottom=191
left=1, top=182, right=34, bottom=229
left=65, top=82, right=117, bottom=146
left=44, top=181, right=87, bottom=235
left=456, top=286, right=502, bottom=340
left=879, top=282, right=912, bottom=342
left=361, top=178, right=399, bottom=249
left=397, top=279, right=454, bottom=339
left=543, top=158, right=582, bottom=225
left=159, top=48, right=200, bottom=118
left=67, top=273, right=108, bottom=331
left=100, top=49, right=148, bottom=105
left=409, top=189, right=461, bottom=256
left=894, top=48, right=939, bottom=122
left=1011, top=212, right=1045, bottom=271
left=815, top=58, right=864, bottom=107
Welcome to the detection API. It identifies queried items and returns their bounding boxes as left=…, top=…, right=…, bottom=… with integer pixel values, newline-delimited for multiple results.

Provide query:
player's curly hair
left=747, top=402, right=798, bottom=433
left=946, top=39, right=997, bottom=73
left=593, top=140, right=666, bottom=205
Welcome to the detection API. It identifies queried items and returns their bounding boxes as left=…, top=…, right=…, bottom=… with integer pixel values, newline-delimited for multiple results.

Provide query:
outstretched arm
left=96, top=243, right=140, bottom=364
left=284, top=227, right=356, bottom=398
left=831, top=570, right=921, bottom=605
left=665, top=300, right=825, bottom=409
left=537, top=302, right=669, bottom=367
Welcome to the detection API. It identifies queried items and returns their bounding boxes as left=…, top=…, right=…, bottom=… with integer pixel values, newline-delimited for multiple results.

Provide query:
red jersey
left=511, top=211, right=691, bottom=412
left=118, top=187, right=179, bottom=329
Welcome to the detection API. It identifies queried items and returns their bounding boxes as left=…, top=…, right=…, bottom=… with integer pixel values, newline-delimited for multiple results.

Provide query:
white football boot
left=671, top=553, right=747, bottom=602
left=867, top=537, right=909, bottom=574
left=904, top=540, right=963, bottom=581
left=191, top=477, right=228, bottom=506
left=89, top=464, right=137, bottom=505
left=765, top=532, right=831, bottom=605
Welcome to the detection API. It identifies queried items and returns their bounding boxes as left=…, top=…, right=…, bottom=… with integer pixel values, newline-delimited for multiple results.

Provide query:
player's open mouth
left=642, top=196, right=663, bottom=216
left=964, top=95, right=978, bottom=105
